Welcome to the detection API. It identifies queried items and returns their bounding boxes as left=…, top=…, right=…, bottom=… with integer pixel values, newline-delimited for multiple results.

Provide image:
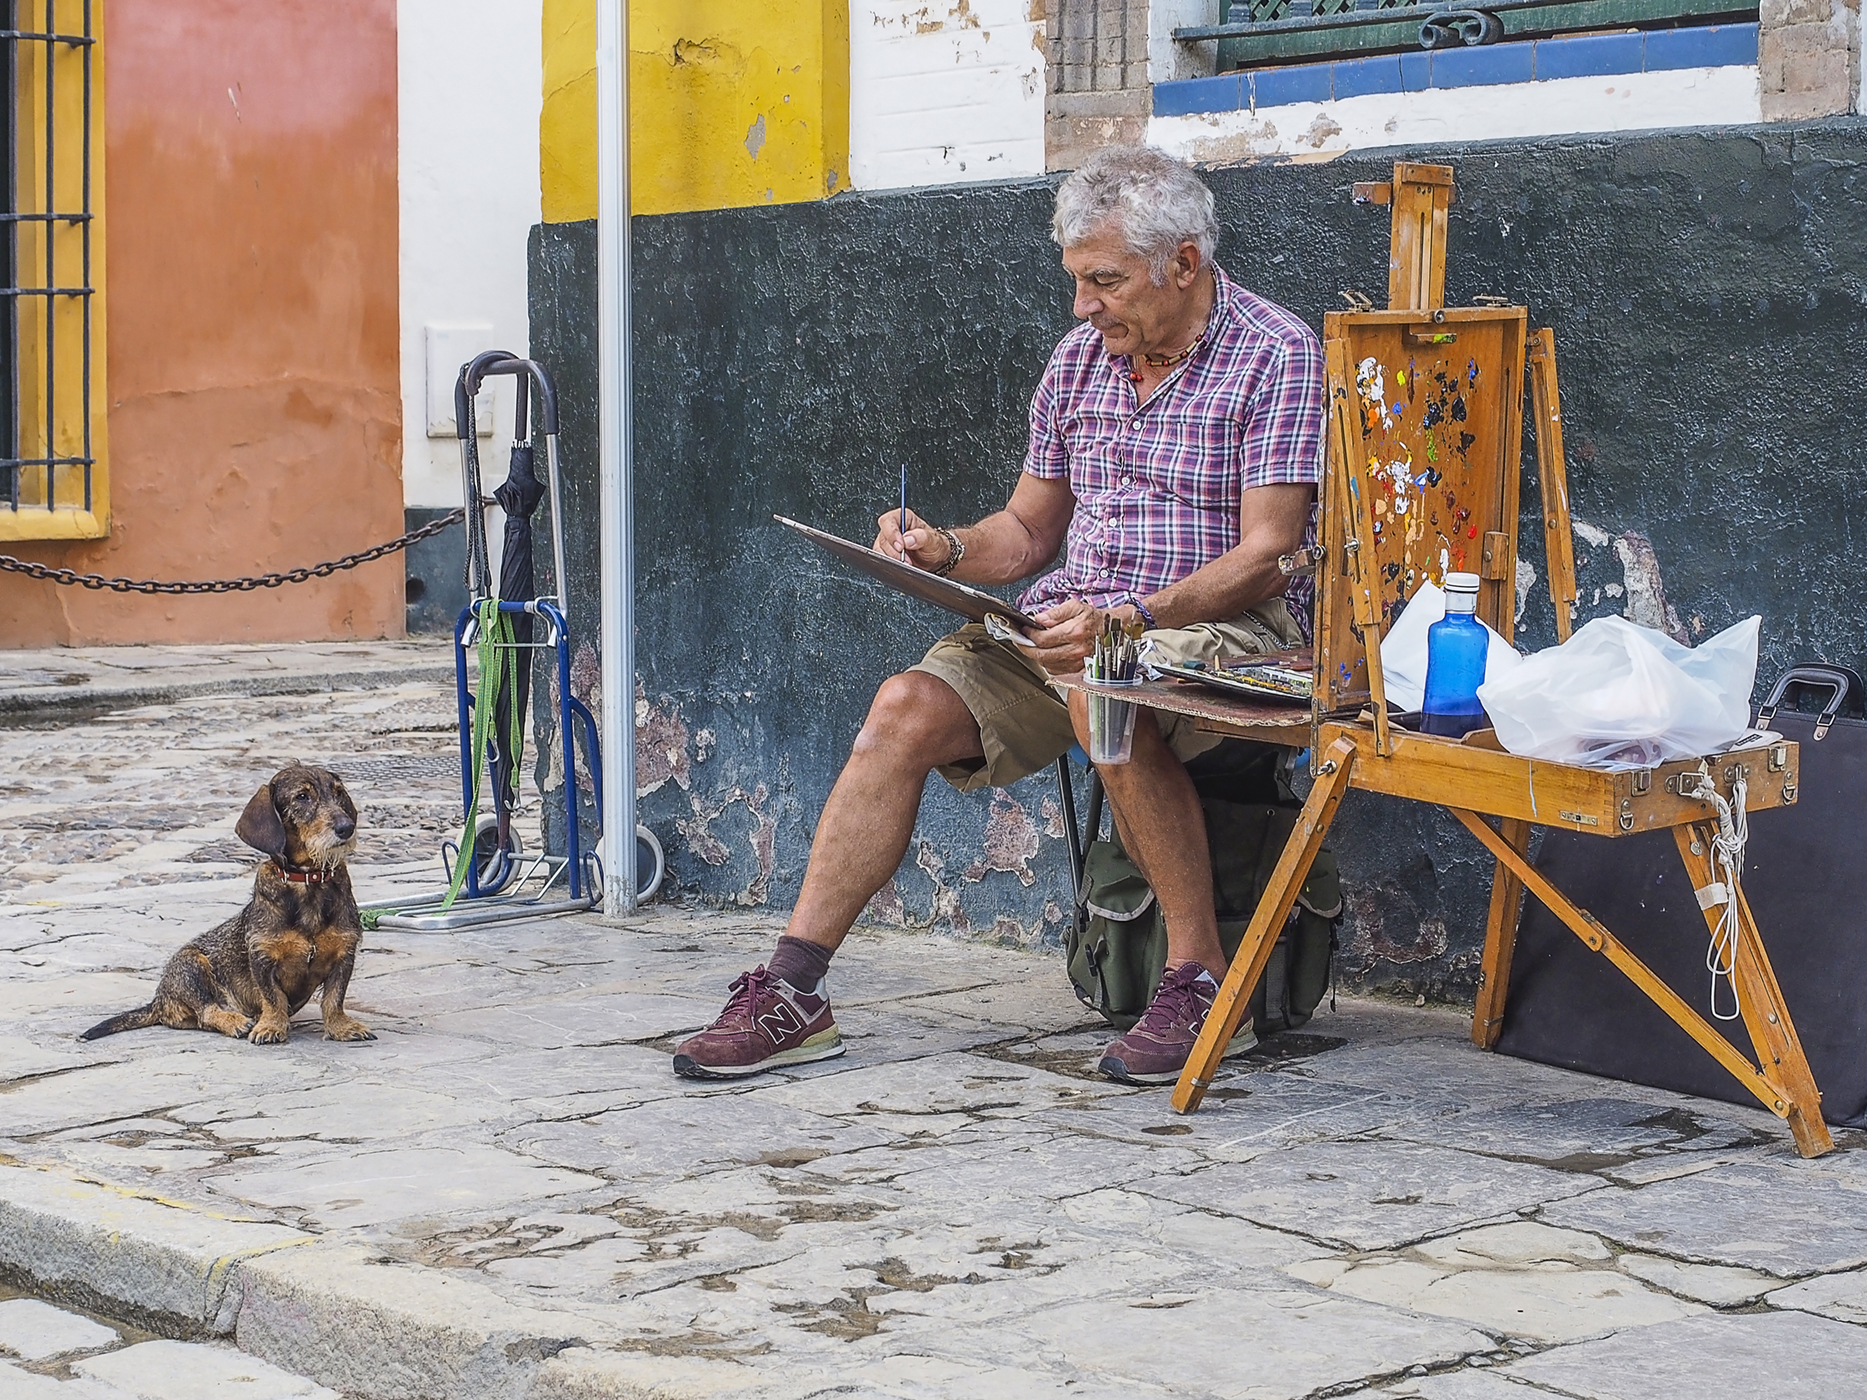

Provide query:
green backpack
left=1066, top=797, right=1344, bottom=1034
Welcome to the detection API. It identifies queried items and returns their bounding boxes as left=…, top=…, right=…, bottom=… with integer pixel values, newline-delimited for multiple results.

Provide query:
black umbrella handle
left=458, top=351, right=559, bottom=437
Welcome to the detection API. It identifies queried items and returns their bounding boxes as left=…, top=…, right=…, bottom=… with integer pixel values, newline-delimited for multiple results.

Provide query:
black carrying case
left=1497, top=664, right=1867, bottom=1126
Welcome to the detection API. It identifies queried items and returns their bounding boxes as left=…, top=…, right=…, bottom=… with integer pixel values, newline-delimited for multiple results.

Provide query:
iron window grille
left=2, top=0, right=100, bottom=536
left=1177, top=0, right=1759, bottom=69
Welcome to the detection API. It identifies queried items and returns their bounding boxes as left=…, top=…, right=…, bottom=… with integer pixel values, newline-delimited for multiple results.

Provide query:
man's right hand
left=874, top=510, right=952, bottom=572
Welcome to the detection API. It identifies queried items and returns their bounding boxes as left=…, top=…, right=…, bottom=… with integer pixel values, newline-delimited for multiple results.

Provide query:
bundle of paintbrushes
left=1086, top=613, right=1146, bottom=684
left=1084, top=613, right=1146, bottom=763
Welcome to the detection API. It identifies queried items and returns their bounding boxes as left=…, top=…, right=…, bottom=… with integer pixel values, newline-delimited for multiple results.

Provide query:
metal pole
left=596, top=0, right=636, bottom=917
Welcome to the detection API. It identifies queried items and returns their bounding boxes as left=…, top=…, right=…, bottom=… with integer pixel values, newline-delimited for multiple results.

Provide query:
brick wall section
left=1760, top=0, right=1863, bottom=119
left=1046, top=0, right=1152, bottom=169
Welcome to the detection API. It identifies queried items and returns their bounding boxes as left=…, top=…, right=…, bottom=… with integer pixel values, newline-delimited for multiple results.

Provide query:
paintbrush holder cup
left=1085, top=678, right=1143, bottom=765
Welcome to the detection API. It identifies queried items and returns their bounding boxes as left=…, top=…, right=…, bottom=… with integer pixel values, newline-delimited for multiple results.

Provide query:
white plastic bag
left=1477, top=614, right=1760, bottom=769
left=1378, top=580, right=1525, bottom=713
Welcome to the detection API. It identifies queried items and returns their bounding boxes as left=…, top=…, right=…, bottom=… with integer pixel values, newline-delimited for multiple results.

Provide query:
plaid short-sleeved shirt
left=1017, top=266, right=1324, bottom=629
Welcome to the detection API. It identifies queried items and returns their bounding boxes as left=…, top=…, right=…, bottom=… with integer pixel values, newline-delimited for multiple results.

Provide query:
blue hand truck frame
left=362, top=352, right=617, bottom=932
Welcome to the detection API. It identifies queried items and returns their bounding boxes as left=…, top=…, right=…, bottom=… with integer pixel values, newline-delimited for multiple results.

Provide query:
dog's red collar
left=270, top=861, right=336, bottom=884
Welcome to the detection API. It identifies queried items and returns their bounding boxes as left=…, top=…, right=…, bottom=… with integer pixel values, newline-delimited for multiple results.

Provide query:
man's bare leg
left=673, top=671, right=985, bottom=1079
left=1068, top=689, right=1240, bottom=1085
left=1068, top=688, right=1226, bottom=974
left=785, top=670, right=985, bottom=951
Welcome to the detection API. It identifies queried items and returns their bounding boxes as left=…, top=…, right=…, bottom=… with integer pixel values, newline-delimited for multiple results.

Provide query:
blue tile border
left=1645, top=23, right=1759, bottom=72
left=1152, top=72, right=1246, bottom=117
left=1332, top=54, right=1405, bottom=99
left=1149, top=21, right=1761, bottom=115
left=1251, top=63, right=1335, bottom=107
left=1428, top=42, right=1535, bottom=89
left=1534, top=30, right=1646, bottom=81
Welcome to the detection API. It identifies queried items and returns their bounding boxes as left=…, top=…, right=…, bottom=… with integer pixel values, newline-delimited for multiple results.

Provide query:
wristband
left=1132, top=597, right=1157, bottom=630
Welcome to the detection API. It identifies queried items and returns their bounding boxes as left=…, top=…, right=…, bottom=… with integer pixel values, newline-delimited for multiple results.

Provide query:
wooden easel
left=1087, top=164, right=1832, bottom=1157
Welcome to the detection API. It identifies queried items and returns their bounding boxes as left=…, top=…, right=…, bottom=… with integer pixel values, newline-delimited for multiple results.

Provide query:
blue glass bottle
left=1421, top=572, right=1488, bottom=738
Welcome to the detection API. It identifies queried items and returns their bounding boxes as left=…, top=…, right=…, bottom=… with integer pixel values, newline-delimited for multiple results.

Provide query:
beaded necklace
left=1126, top=326, right=1207, bottom=383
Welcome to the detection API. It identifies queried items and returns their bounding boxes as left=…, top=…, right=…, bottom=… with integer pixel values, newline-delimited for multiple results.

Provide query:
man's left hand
left=1025, top=601, right=1140, bottom=675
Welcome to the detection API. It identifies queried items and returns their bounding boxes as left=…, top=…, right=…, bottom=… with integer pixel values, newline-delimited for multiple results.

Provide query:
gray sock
left=768, top=935, right=834, bottom=992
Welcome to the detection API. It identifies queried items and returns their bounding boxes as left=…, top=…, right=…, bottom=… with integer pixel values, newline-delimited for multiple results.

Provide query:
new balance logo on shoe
left=756, top=998, right=804, bottom=1044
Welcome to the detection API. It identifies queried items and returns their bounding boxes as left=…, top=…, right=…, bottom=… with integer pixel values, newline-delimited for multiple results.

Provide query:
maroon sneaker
left=672, top=966, right=845, bottom=1079
left=1097, top=961, right=1256, bottom=1085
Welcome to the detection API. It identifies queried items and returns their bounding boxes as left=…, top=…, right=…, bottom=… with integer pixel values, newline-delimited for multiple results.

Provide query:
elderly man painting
left=675, top=146, right=1324, bottom=1086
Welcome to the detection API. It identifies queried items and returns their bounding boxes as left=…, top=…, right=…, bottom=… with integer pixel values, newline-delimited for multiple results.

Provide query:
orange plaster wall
left=0, top=0, right=405, bottom=646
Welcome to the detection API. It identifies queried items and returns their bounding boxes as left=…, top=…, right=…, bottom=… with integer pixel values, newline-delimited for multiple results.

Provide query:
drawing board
left=775, top=515, right=1038, bottom=628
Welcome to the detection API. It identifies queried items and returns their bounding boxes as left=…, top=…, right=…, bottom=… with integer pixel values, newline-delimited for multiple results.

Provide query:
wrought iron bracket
left=1418, top=7, right=1505, bottom=47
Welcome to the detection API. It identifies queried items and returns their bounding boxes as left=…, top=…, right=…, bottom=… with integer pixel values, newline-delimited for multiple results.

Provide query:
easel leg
left=1527, top=329, right=1578, bottom=643
left=1672, top=824, right=1833, bottom=1158
left=1471, top=818, right=1530, bottom=1050
left=1171, top=735, right=1357, bottom=1115
left=1450, top=808, right=1828, bottom=1158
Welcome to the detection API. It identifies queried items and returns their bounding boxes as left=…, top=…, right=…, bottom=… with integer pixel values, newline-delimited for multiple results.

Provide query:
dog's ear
left=235, top=784, right=288, bottom=858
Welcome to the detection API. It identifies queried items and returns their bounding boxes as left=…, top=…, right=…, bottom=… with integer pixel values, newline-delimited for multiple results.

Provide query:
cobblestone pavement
left=5, top=660, right=1867, bottom=1398
left=0, top=640, right=451, bottom=720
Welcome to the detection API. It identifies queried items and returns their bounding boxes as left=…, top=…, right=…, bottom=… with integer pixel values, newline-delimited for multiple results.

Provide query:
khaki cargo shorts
left=910, top=599, right=1305, bottom=793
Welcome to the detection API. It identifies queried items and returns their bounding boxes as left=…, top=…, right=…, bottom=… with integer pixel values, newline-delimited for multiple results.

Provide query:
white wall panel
left=397, top=0, right=544, bottom=509
left=850, top=0, right=1046, bottom=191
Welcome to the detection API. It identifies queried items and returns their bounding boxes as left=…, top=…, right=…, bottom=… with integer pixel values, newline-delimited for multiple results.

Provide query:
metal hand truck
left=362, top=353, right=651, bottom=932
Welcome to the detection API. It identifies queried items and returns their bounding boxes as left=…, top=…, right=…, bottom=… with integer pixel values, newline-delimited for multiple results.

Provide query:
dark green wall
left=531, top=119, right=1867, bottom=997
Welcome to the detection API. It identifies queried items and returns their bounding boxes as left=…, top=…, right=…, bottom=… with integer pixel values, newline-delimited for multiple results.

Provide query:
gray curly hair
left=1052, top=146, right=1218, bottom=286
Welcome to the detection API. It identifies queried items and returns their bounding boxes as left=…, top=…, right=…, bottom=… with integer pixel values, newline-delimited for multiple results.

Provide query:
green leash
left=442, top=598, right=525, bottom=909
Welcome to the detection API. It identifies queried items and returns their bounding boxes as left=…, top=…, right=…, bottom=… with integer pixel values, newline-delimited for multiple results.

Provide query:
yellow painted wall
left=542, top=0, right=849, bottom=221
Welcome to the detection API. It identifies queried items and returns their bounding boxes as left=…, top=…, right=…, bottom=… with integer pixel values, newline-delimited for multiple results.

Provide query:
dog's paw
left=248, top=1019, right=290, bottom=1045
left=324, top=1018, right=375, bottom=1043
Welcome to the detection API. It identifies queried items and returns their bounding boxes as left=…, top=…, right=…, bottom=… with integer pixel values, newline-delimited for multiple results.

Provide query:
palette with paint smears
left=1313, top=308, right=1528, bottom=716
left=1152, top=649, right=1315, bottom=702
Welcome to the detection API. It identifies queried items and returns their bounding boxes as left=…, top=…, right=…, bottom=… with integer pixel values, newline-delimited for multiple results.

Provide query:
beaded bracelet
left=934, top=527, right=965, bottom=577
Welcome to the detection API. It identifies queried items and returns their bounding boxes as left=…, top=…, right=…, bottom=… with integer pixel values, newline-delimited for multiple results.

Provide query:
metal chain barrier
left=0, top=508, right=465, bottom=595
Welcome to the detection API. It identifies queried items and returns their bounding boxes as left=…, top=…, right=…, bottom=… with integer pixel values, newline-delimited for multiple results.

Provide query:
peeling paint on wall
left=636, top=683, right=694, bottom=795
left=965, top=791, right=1042, bottom=887
left=676, top=778, right=780, bottom=906
left=866, top=878, right=907, bottom=927
left=858, top=807, right=1063, bottom=946
left=1612, top=531, right=1688, bottom=643
left=914, top=840, right=967, bottom=931
left=1514, top=557, right=1537, bottom=628
left=1344, top=887, right=1452, bottom=968
left=1572, top=519, right=1612, bottom=549
left=1040, top=795, right=1067, bottom=841
left=1557, top=519, right=1686, bottom=642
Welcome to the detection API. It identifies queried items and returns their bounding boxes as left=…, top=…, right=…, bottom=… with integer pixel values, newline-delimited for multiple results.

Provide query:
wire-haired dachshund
left=80, top=764, right=375, bottom=1046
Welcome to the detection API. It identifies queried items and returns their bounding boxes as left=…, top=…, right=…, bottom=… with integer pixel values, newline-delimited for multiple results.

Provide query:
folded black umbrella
left=488, top=379, right=545, bottom=850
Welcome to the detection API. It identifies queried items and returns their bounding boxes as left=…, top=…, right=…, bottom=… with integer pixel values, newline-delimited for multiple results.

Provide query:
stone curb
left=0, top=1163, right=314, bottom=1337
left=0, top=664, right=457, bottom=720
left=229, top=1242, right=692, bottom=1400
left=0, top=1165, right=689, bottom=1400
